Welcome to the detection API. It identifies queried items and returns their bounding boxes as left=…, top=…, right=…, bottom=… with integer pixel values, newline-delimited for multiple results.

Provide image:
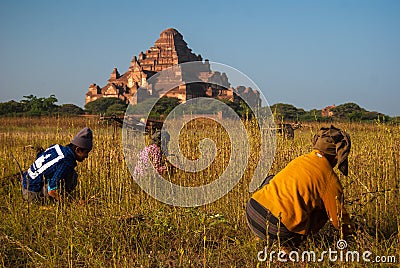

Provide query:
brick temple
left=85, top=28, right=260, bottom=106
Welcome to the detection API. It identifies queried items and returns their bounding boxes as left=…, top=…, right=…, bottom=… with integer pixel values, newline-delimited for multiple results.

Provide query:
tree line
left=0, top=95, right=84, bottom=116
left=267, top=102, right=395, bottom=123
left=1, top=95, right=397, bottom=123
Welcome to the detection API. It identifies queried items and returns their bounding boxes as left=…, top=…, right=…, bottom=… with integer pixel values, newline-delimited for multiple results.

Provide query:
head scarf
left=151, top=130, right=161, bottom=145
left=312, top=125, right=351, bottom=176
left=151, top=130, right=170, bottom=155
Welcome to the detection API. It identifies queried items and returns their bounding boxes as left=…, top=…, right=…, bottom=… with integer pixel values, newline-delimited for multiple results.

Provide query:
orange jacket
left=252, top=150, right=353, bottom=235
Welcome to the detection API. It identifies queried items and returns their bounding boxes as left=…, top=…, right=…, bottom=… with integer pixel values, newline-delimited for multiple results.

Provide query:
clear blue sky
left=1, top=0, right=399, bottom=116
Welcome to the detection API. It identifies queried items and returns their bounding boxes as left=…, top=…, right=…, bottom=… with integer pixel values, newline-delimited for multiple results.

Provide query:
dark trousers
left=246, top=175, right=304, bottom=247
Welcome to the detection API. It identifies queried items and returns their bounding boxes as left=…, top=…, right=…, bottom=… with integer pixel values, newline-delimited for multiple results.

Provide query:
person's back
left=22, top=127, right=93, bottom=202
left=23, top=144, right=76, bottom=193
left=252, top=150, right=347, bottom=235
left=246, top=125, right=354, bottom=248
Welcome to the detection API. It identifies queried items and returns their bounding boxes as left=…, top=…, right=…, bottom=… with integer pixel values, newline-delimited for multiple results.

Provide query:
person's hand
left=48, top=189, right=62, bottom=202
left=342, top=222, right=355, bottom=237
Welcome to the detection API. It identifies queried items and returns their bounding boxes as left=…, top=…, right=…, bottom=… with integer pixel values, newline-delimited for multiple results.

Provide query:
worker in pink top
left=133, top=130, right=170, bottom=179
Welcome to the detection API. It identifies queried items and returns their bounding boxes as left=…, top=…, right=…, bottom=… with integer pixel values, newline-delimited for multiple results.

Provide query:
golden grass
left=0, top=116, right=398, bottom=267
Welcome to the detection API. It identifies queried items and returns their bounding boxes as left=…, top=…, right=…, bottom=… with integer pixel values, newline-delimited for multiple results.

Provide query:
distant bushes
left=0, top=95, right=84, bottom=116
left=267, top=102, right=392, bottom=123
left=0, top=94, right=395, bottom=123
left=84, top=97, right=128, bottom=115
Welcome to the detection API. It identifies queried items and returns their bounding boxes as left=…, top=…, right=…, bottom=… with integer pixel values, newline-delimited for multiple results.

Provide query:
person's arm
left=47, top=163, right=73, bottom=202
left=321, top=173, right=354, bottom=236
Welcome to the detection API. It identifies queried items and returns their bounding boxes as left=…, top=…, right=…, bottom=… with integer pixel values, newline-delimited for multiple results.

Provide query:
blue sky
left=0, top=0, right=399, bottom=116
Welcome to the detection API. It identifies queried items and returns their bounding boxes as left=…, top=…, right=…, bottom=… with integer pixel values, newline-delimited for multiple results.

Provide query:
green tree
left=329, top=102, right=390, bottom=122
left=84, top=97, right=126, bottom=115
left=0, top=100, right=24, bottom=115
left=127, top=97, right=180, bottom=118
left=127, top=98, right=158, bottom=115
left=42, top=94, right=58, bottom=113
left=270, top=103, right=305, bottom=121
left=331, top=103, right=363, bottom=120
left=57, top=104, right=84, bottom=115
left=20, top=94, right=58, bottom=116
left=219, top=99, right=253, bottom=118
left=151, top=96, right=181, bottom=116
left=106, top=103, right=128, bottom=115
left=299, top=109, right=320, bottom=122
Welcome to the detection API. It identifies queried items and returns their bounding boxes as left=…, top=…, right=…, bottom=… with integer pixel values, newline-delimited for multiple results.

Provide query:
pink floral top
left=133, top=144, right=166, bottom=179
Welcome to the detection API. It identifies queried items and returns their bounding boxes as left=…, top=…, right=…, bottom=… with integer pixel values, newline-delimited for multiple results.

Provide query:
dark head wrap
left=151, top=130, right=170, bottom=155
left=312, top=125, right=351, bottom=176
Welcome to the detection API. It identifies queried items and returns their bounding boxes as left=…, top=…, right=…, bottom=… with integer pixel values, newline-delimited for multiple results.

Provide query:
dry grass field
left=0, top=116, right=398, bottom=267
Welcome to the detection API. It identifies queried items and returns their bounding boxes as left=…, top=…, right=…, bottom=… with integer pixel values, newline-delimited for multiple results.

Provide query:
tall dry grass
left=0, top=116, right=398, bottom=267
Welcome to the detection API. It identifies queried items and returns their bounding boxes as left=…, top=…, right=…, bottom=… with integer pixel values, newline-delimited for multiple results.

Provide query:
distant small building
left=85, top=28, right=261, bottom=107
left=321, top=105, right=336, bottom=117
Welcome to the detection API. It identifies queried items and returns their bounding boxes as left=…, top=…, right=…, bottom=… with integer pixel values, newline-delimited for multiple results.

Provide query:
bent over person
left=22, top=127, right=93, bottom=202
left=246, top=125, right=354, bottom=248
left=132, top=130, right=170, bottom=180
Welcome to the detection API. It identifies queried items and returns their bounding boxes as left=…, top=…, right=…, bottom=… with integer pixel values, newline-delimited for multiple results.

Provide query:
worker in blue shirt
left=22, top=127, right=93, bottom=202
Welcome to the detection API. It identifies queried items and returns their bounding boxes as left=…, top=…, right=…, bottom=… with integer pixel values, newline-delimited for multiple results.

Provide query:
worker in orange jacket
left=246, top=125, right=354, bottom=248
